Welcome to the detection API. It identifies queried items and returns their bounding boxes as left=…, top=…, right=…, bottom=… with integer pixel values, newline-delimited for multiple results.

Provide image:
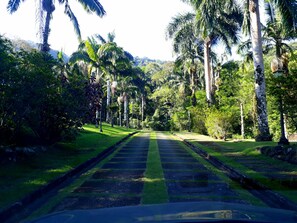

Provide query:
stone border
left=172, top=133, right=297, bottom=211
left=0, top=131, right=139, bottom=222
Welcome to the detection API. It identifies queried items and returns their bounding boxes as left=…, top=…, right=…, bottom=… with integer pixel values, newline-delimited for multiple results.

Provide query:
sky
left=0, top=0, right=193, bottom=61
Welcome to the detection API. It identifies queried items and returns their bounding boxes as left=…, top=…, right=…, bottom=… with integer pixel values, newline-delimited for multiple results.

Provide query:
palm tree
left=7, top=0, right=106, bottom=52
left=166, top=12, right=204, bottom=106
left=240, top=0, right=296, bottom=141
left=264, top=2, right=296, bottom=63
left=182, top=0, right=243, bottom=105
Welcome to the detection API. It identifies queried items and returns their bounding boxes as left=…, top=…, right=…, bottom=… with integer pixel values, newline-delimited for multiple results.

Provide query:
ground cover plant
left=0, top=124, right=135, bottom=209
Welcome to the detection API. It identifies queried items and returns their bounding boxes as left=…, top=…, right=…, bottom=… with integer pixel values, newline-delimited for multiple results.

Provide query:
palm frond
left=7, top=0, right=22, bottom=13
left=85, top=39, right=98, bottom=62
left=77, top=0, right=106, bottom=17
left=94, top=34, right=106, bottom=44
left=166, top=12, right=195, bottom=39
left=107, top=31, right=116, bottom=42
left=272, top=0, right=297, bottom=32
left=64, top=3, right=81, bottom=40
left=69, top=51, right=91, bottom=64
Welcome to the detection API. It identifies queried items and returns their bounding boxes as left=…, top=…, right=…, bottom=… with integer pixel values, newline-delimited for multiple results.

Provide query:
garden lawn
left=0, top=124, right=135, bottom=209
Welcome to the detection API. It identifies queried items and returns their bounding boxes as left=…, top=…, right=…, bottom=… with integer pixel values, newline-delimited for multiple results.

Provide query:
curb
left=0, top=131, right=139, bottom=222
left=173, top=133, right=297, bottom=211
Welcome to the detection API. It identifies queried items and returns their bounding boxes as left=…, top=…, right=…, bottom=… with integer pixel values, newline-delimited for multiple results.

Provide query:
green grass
left=170, top=133, right=267, bottom=206
left=0, top=123, right=136, bottom=209
left=142, top=132, right=168, bottom=204
left=174, top=132, right=297, bottom=204
left=26, top=133, right=139, bottom=222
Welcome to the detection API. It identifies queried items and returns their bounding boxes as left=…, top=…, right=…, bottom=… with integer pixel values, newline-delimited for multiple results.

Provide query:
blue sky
left=0, top=0, right=192, bottom=61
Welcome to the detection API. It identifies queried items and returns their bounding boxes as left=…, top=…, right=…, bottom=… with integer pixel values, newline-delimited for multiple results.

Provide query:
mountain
left=134, top=56, right=169, bottom=67
left=9, top=38, right=70, bottom=62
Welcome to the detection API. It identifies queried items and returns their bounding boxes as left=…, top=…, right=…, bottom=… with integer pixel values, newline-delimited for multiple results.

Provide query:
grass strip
left=0, top=123, right=135, bottom=209
left=169, top=133, right=267, bottom=207
left=142, top=132, right=168, bottom=204
left=25, top=132, right=139, bottom=221
left=174, top=132, right=297, bottom=204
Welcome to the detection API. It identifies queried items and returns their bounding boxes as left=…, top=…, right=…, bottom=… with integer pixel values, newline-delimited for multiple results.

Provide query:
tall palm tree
left=240, top=0, right=296, bottom=141
left=182, top=0, right=243, bottom=105
left=166, top=12, right=204, bottom=106
left=7, top=0, right=106, bottom=52
left=264, top=2, right=296, bottom=62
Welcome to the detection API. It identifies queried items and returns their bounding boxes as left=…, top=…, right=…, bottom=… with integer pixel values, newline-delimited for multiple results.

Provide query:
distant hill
left=134, top=56, right=169, bottom=67
left=9, top=38, right=70, bottom=62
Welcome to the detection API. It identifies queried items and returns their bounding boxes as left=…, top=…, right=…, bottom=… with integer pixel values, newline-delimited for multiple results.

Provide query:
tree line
left=1, top=0, right=297, bottom=146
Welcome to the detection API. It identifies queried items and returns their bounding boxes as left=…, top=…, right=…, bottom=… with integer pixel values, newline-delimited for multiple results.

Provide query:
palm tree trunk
left=40, top=1, right=55, bottom=52
left=190, top=66, right=197, bottom=106
left=41, top=10, right=51, bottom=52
left=249, top=0, right=271, bottom=141
left=240, top=102, right=245, bottom=139
left=141, top=94, right=145, bottom=129
left=106, top=80, right=110, bottom=123
left=204, top=38, right=214, bottom=105
left=99, top=108, right=103, bottom=132
left=124, top=94, right=128, bottom=128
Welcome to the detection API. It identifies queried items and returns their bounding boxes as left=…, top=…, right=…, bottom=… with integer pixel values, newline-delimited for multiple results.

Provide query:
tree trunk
left=249, top=0, right=271, bottom=141
left=190, top=68, right=197, bottom=106
left=141, top=94, right=145, bottom=129
left=99, top=109, right=103, bottom=132
left=40, top=1, right=54, bottom=52
left=95, top=108, right=99, bottom=128
left=124, top=94, right=129, bottom=128
left=119, top=103, right=122, bottom=127
left=204, top=38, right=214, bottom=105
left=240, top=102, right=245, bottom=139
left=41, top=11, right=51, bottom=52
left=106, top=80, right=110, bottom=123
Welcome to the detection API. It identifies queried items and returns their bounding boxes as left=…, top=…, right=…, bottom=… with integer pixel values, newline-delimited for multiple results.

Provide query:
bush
left=0, top=36, right=88, bottom=145
left=205, top=109, right=232, bottom=140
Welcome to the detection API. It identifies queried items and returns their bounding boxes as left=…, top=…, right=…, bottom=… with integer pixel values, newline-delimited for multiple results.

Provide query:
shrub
left=205, top=109, right=232, bottom=140
left=0, top=36, right=89, bottom=145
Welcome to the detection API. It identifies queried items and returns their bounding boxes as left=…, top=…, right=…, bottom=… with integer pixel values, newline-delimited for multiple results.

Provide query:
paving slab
left=101, top=162, right=146, bottom=170
left=51, top=132, right=150, bottom=213
left=52, top=196, right=141, bottom=212
left=156, top=132, right=248, bottom=205
left=74, top=180, right=143, bottom=194
left=163, top=171, right=221, bottom=181
left=109, top=156, right=147, bottom=163
left=92, top=169, right=144, bottom=180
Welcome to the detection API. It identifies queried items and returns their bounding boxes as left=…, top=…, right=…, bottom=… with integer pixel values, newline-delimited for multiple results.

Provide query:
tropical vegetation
left=1, top=0, right=297, bottom=147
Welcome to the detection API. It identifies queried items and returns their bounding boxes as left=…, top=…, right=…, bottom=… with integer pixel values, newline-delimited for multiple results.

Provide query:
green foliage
left=148, top=108, right=170, bottom=131
left=266, top=52, right=297, bottom=139
left=205, top=109, right=233, bottom=140
left=0, top=36, right=89, bottom=145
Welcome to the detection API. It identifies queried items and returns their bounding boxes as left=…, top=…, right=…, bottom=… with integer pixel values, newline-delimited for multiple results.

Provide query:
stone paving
left=52, top=133, right=150, bottom=212
left=156, top=133, right=250, bottom=204
left=44, top=131, right=256, bottom=214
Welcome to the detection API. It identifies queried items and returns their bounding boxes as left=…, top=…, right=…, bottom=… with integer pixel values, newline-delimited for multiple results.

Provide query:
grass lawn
left=174, top=132, right=297, bottom=203
left=0, top=123, right=136, bottom=209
